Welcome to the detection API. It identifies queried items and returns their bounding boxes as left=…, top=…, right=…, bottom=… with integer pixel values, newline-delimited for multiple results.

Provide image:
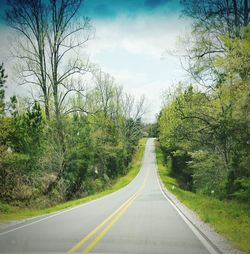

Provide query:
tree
left=6, top=0, right=50, bottom=119
left=5, top=0, right=92, bottom=121
left=0, top=63, right=8, bottom=116
left=160, top=9, right=250, bottom=198
left=10, top=100, right=43, bottom=155
left=181, top=0, right=250, bottom=38
left=121, top=93, right=145, bottom=153
left=2, top=0, right=146, bottom=205
left=0, top=64, right=10, bottom=170
left=6, top=0, right=93, bottom=194
left=46, top=0, right=92, bottom=152
left=181, top=0, right=250, bottom=88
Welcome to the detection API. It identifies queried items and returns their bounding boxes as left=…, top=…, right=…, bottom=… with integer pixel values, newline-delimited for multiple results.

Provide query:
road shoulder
left=155, top=144, right=245, bottom=254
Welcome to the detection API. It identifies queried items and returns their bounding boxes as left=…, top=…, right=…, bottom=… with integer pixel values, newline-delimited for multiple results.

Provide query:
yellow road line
left=68, top=169, right=150, bottom=254
left=83, top=172, right=150, bottom=254
left=68, top=191, right=139, bottom=253
left=83, top=189, right=142, bottom=254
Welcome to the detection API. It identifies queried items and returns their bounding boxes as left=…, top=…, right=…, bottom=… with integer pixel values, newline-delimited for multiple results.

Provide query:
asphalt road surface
left=0, top=138, right=217, bottom=254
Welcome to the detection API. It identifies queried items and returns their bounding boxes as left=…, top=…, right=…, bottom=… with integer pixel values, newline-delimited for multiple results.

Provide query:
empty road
left=0, top=138, right=216, bottom=254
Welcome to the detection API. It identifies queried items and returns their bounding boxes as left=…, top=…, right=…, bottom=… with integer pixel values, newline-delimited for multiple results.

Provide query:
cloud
left=88, top=12, right=189, bottom=59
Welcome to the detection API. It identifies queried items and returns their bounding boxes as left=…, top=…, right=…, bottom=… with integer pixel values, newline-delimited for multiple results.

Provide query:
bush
left=188, top=150, right=227, bottom=198
left=231, top=178, right=250, bottom=201
left=170, top=149, right=193, bottom=190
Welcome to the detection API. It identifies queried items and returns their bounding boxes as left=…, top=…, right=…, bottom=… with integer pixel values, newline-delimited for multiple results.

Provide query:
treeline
left=0, top=0, right=144, bottom=208
left=0, top=64, right=144, bottom=208
left=158, top=0, right=250, bottom=201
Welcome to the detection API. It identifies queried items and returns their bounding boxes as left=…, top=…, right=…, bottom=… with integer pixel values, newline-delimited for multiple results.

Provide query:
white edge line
left=0, top=196, right=104, bottom=236
left=155, top=170, right=219, bottom=254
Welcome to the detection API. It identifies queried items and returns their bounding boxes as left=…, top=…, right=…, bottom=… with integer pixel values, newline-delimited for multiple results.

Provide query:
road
left=0, top=138, right=216, bottom=254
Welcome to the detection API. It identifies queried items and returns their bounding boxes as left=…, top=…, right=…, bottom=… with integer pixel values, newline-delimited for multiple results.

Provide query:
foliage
left=188, top=150, right=227, bottom=197
left=156, top=141, right=250, bottom=253
left=158, top=79, right=249, bottom=199
left=1, top=0, right=146, bottom=209
left=0, top=63, right=144, bottom=208
left=142, top=123, right=158, bottom=137
left=0, top=138, right=147, bottom=222
left=158, top=1, right=250, bottom=202
left=10, top=100, right=44, bottom=155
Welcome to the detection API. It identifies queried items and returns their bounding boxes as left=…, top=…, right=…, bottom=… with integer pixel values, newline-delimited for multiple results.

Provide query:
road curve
left=0, top=138, right=216, bottom=254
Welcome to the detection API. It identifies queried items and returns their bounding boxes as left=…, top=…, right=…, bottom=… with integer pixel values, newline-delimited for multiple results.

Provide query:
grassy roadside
left=0, top=138, right=147, bottom=222
left=155, top=141, right=250, bottom=254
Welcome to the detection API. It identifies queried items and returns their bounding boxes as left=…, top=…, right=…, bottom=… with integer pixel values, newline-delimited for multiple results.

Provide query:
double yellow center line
left=68, top=171, right=149, bottom=254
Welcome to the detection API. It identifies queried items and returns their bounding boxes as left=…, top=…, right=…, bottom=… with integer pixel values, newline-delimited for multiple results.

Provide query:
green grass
left=155, top=141, right=250, bottom=254
left=0, top=138, right=147, bottom=222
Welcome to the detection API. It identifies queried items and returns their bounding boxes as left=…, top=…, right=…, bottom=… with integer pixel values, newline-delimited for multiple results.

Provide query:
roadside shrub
left=170, top=149, right=193, bottom=190
left=188, top=150, right=227, bottom=198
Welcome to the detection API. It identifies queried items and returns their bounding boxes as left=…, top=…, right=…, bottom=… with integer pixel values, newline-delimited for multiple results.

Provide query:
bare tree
left=121, top=93, right=145, bottom=143
left=46, top=0, right=92, bottom=154
left=5, top=0, right=93, bottom=123
left=181, top=0, right=250, bottom=39
left=91, top=69, right=118, bottom=118
left=6, top=0, right=50, bottom=119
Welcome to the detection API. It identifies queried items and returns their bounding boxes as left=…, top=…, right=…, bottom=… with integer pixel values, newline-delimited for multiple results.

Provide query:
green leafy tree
left=10, top=99, right=43, bottom=156
left=64, top=114, right=94, bottom=199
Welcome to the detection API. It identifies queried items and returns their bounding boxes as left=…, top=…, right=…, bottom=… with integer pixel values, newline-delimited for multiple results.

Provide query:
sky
left=0, top=0, right=190, bottom=123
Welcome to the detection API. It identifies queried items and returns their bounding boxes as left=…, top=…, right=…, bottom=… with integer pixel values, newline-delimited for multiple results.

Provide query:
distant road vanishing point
left=0, top=138, right=218, bottom=254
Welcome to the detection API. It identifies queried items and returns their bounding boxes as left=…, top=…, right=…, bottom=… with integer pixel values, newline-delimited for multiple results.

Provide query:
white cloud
left=84, top=12, right=191, bottom=122
left=87, top=13, right=190, bottom=59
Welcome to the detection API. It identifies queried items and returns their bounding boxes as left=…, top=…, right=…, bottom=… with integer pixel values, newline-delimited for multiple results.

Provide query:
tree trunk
left=232, top=0, right=239, bottom=37
left=244, top=0, right=249, bottom=27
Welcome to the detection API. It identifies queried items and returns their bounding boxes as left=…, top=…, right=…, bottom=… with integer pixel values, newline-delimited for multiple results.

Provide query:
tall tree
left=5, top=0, right=93, bottom=194
left=46, top=0, right=92, bottom=149
left=0, top=63, right=8, bottom=116
left=6, top=0, right=50, bottom=119
left=5, top=0, right=92, bottom=121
